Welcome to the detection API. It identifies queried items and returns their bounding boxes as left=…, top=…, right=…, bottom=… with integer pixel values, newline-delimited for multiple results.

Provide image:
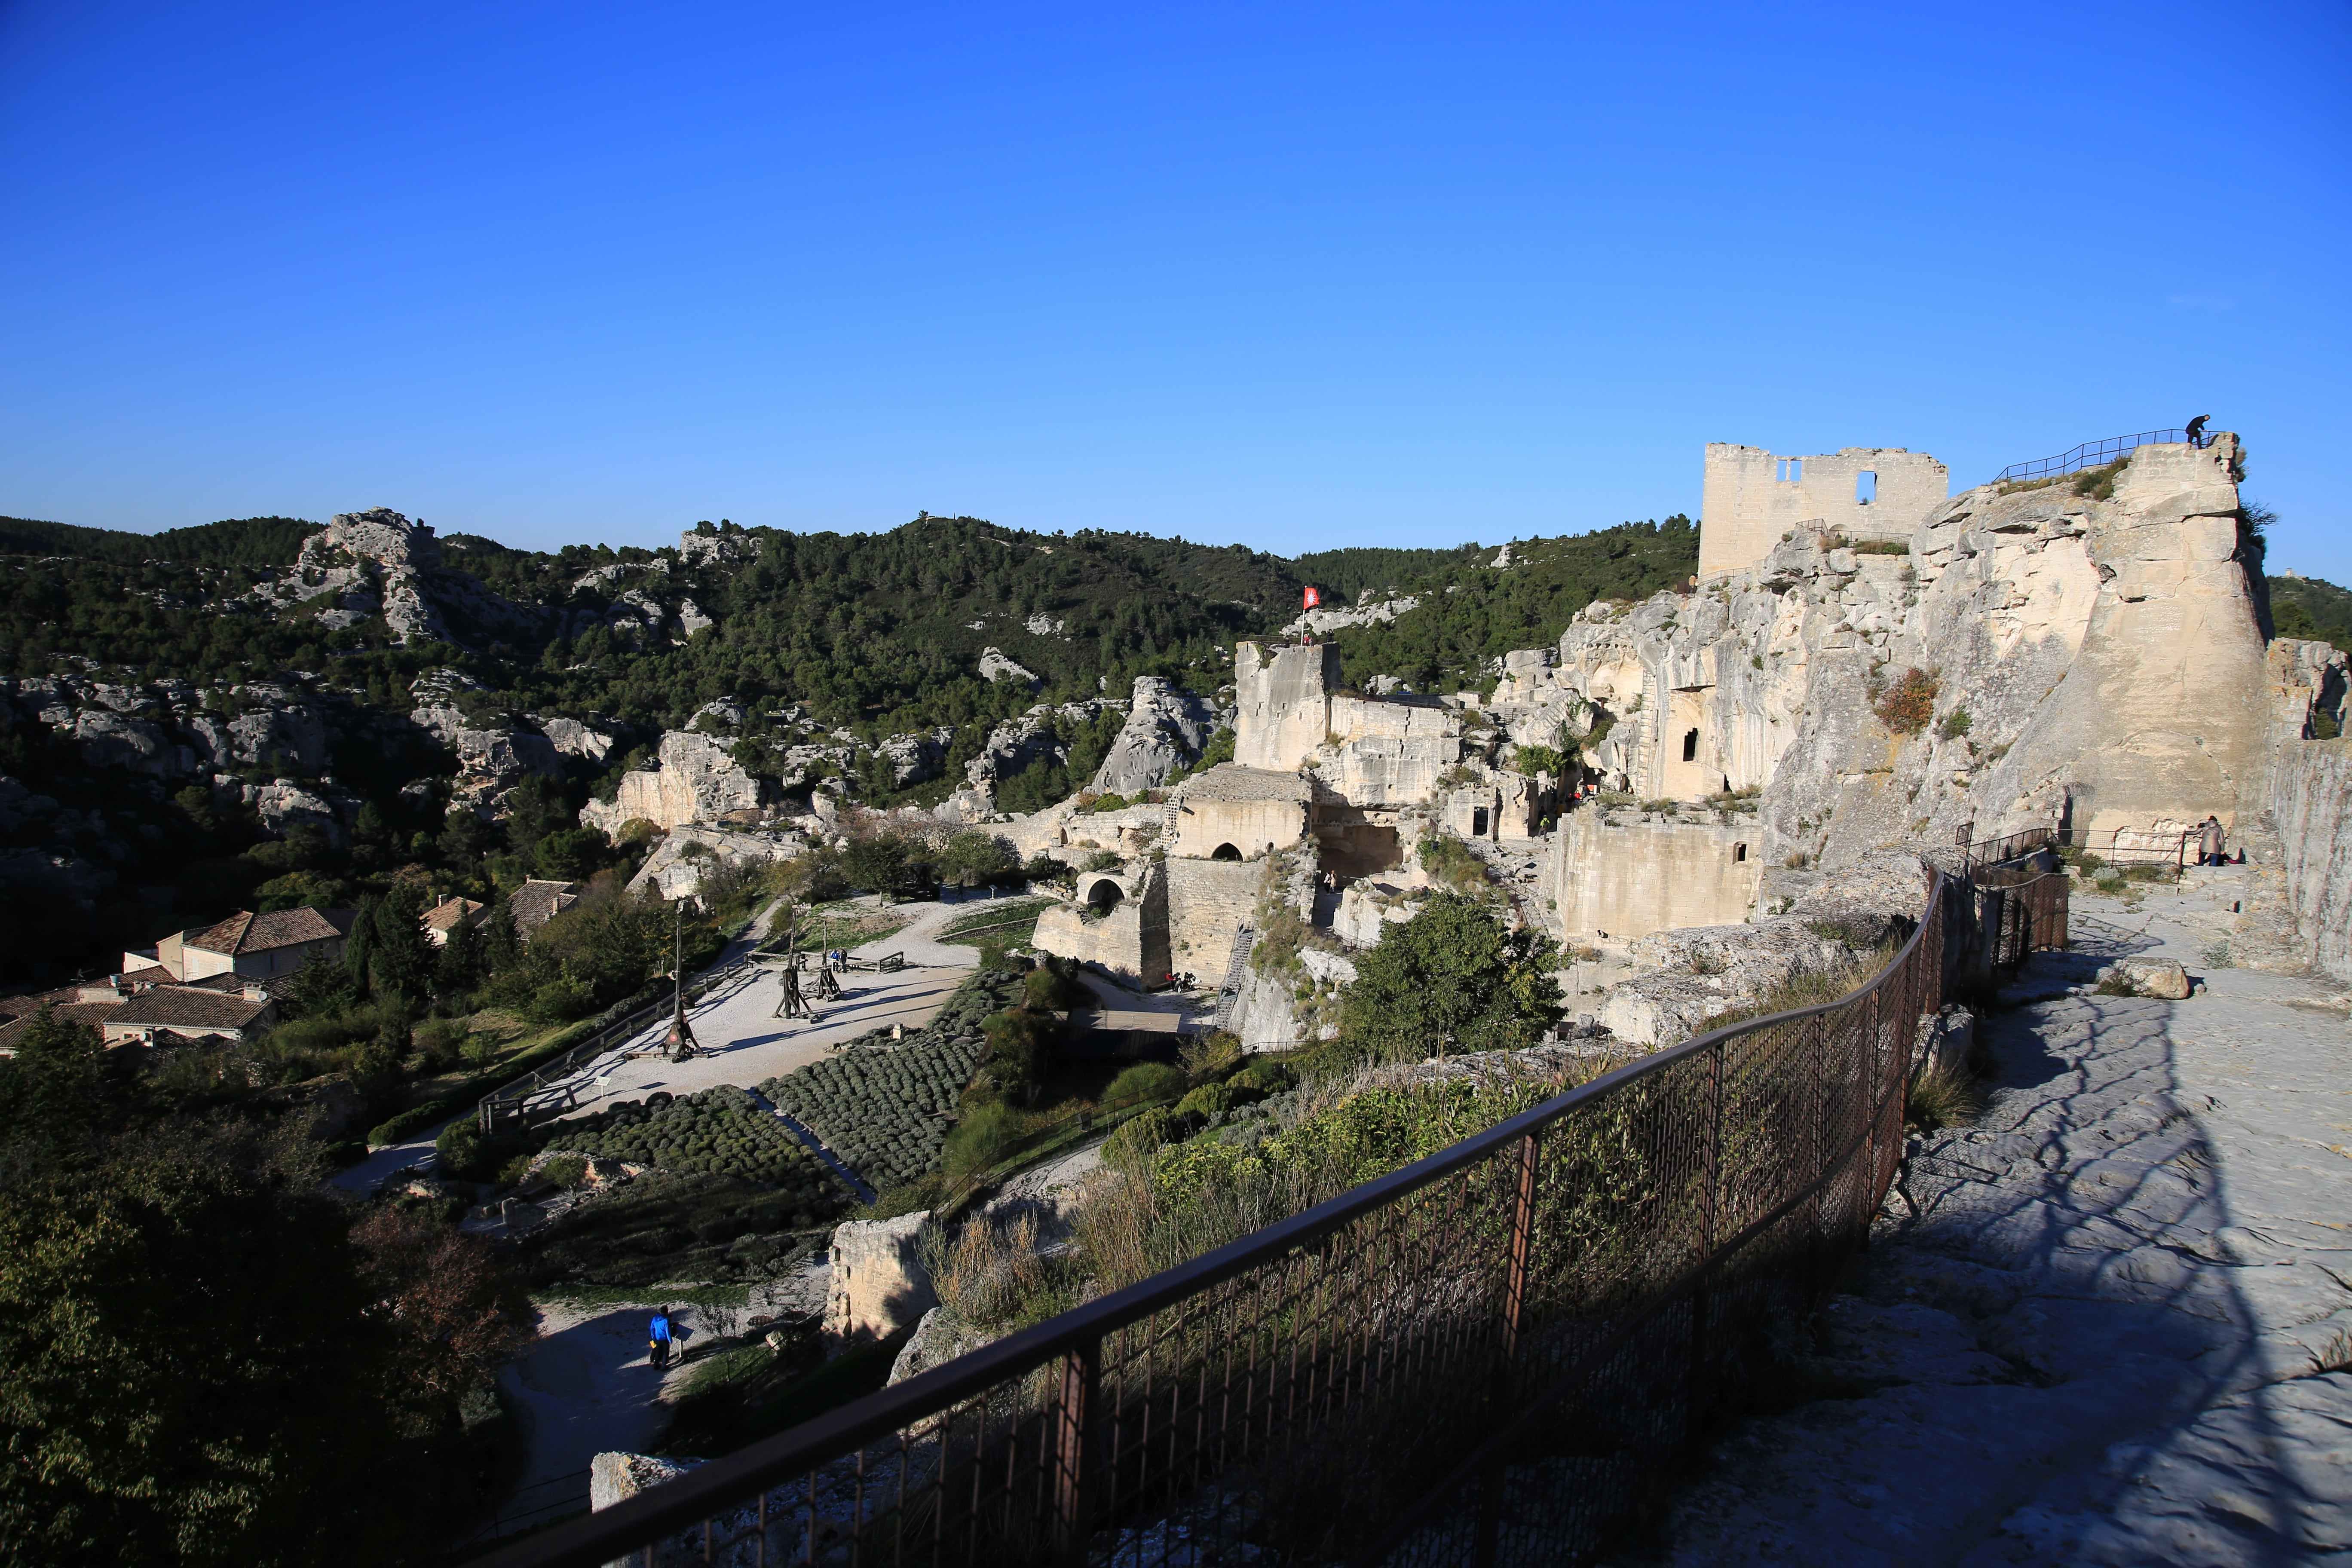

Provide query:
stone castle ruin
left=1020, top=426, right=2346, bottom=1045
left=1698, top=444, right=1951, bottom=579
left=565, top=425, right=2342, bottom=1045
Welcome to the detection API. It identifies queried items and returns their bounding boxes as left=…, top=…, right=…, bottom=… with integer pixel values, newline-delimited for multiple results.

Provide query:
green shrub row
left=757, top=965, right=1025, bottom=1190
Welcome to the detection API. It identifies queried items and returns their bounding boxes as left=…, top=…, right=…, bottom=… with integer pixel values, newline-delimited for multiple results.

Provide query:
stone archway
left=1085, top=879, right=1124, bottom=915
left=1210, top=843, right=1243, bottom=862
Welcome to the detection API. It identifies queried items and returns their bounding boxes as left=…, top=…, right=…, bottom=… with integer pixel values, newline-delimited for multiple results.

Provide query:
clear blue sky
left=4, top=1, right=2347, bottom=580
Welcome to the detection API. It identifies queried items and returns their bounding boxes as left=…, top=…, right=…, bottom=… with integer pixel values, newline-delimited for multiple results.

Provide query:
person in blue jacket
left=649, top=1306, right=674, bottom=1369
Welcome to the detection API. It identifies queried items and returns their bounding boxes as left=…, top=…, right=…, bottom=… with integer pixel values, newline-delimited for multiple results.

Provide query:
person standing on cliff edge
left=2186, top=414, right=2210, bottom=449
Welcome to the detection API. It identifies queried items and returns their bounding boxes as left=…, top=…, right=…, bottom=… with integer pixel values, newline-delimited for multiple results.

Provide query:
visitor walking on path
left=2198, top=814, right=2226, bottom=866
left=2186, top=413, right=2210, bottom=449
left=648, top=1306, right=673, bottom=1369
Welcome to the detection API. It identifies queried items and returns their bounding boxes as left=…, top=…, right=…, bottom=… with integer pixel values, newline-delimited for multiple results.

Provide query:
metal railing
left=472, top=874, right=1960, bottom=1568
left=1959, top=826, right=2056, bottom=876
left=1993, top=429, right=2186, bottom=486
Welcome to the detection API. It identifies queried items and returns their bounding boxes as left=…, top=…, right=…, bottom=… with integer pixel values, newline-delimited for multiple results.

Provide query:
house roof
left=107, top=987, right=273, bottom=1030
left=508, top=879, right=581, bottom=936
left=182, top=906, right=350, bottom=956
left=423, top=895, right=487, bottom=934
left=0, top=986, right=86, bottom=1021
left=0, top=1000, right=122, bottom=1051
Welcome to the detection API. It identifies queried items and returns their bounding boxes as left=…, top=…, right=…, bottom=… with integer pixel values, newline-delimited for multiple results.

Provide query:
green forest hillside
left=0, top=510, right=1691, bottom=742
left=2272, top=573, right=2352, bottom=656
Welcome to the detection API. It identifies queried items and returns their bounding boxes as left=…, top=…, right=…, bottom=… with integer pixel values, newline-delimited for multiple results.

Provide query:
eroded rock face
left=580, top=729, right=765, bottom=833
left=1091, top=677, right=1216, bottom=795
left=1593, top=851, right=1933, bottom=1047
left=1545, top=437, right=2274, bottom=881
left=977, top=647, right=1038, bottom=686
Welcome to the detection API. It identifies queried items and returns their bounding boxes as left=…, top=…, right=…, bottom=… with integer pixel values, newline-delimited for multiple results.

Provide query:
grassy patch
left=789, top=902, right=914, bottom=953
left=531, top=1282, right=753, bottom=1311
left=1906, top=1060, right=1984, bottom=1130
left=364, top=1015, right=599, bottom=1145
left=523, top=1170, right=828, bottom=1292
left=660, top=1333, right=904, bottom=1458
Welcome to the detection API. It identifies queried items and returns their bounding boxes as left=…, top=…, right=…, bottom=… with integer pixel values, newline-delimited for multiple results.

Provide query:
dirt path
left=1625, top=869, right=2352, bottom=1565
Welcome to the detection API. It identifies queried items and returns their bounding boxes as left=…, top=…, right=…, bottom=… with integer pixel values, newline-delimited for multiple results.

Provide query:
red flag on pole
left=1303, top=585, right=1320, bottom=609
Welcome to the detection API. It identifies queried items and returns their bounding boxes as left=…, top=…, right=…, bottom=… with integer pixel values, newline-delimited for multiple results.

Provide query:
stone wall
left=2269, top=738, right=2352, bottom=984
left=1165, top=857, right=1262, bottom=986
left=1168, top=766, right=1311, bottom=860
left=1699, top=444, right=1949, bottom=579
left=1029, top=861, right=1171, bottom=985
left=825, top=1211, right=936, bottom=1345
left=1550, top=811, right=1763, bottom=951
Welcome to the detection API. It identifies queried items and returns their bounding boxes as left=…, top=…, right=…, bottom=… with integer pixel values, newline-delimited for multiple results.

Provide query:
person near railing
left=2197, top=815, right=2226, bottom=866
left=2186, top=413, right=2210, bottom=450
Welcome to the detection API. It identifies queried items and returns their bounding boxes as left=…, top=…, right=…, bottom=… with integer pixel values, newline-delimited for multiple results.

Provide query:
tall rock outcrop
left=1543, top=434, right=2349, bottom=962
left=1090, top=677, right=1216, bottom=795
left=580, top=730, right=765, bottom=833
left=1551, top=435, right=2272, bottom=866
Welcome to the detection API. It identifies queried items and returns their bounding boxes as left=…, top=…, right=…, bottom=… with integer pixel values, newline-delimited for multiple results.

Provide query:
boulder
left=888, top=1305, right=998, bottom=1387
left=2104, top=957, right=2193, bottom=1000
left=589, top=1452, right=701, bottom=1512
left=978, top=647, right=1038, bottom=686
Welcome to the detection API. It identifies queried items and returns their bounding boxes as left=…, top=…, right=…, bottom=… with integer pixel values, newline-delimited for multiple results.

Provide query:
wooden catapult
left=756, top=905, right=843, bottom=1021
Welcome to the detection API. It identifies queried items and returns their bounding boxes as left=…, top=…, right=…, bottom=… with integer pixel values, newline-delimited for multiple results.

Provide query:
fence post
left=1474, top=1132, right=1543, bottom=1565
left=1053, top=1337, right=1102, bottom=1563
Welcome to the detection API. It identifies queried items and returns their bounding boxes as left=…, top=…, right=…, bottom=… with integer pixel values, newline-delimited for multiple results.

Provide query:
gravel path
left=539, top=897, right=982, bottom=1121
left=1630, top=870, right=2352, bottom=1566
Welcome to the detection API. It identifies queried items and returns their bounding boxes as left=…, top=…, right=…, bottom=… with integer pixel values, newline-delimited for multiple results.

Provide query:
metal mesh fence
left=474, top=876, right=1956, bottom=1568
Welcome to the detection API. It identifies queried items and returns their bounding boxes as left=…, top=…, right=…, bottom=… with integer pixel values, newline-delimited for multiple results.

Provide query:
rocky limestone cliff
left=1547, top=435, right=2278, bottom=867
left=1090, top=677, right=1217, bottom=795
left=580, top=729, right=766, bottom=833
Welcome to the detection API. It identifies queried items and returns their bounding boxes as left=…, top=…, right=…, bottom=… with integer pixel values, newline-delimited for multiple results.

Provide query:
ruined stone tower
left=1698, top=444, right=1949, bottom=579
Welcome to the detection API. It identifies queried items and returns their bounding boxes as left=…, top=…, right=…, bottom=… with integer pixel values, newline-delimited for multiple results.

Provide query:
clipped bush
left=1228, top=1058, right=1295, bottom=1099
left=1173, top=1082, right=1233, bottom=1123
left=1103, top=1062, right=1186, bottom=1108
left=1101, top=1107, right=1172, bottom=1173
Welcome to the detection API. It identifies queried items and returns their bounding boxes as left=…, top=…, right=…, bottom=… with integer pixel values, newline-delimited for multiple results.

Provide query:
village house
left=508, top=877, right=582, bottom=942
left=422, top=894, right=487, bottom=947
left=129, top=906, right=354, bottom=983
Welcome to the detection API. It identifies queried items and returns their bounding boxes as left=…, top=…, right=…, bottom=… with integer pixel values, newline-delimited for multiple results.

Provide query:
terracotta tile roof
left=508, top=879, right=581, bottom=938
left=182, top=906, right=349, bottom=956
left=107, top=987, right=272, bottom=1031
left=0, top=986, right=86, bottom=1021
left=181, top=972, right=266, bottom=995
left=423, top=895, right=486, bottom=934
left=0, top=1001, right=122, bottom=1050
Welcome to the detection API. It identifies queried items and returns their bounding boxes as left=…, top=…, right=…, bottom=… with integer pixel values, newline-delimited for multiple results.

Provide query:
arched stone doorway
left=1210, top=843, right=1242, bottom=862
left=1085, top=879, right=1124, bottom=915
